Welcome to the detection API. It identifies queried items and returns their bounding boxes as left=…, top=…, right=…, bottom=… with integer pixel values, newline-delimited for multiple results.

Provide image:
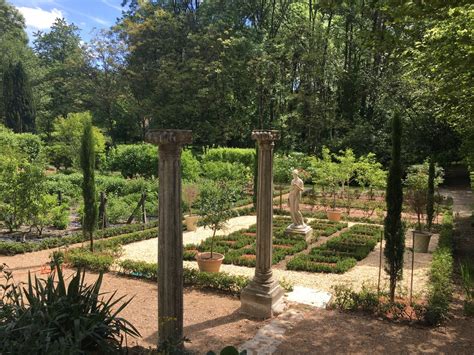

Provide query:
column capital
left=251, top=130, right=280, bottom=144
left=145, top=129, right=193, bottom=146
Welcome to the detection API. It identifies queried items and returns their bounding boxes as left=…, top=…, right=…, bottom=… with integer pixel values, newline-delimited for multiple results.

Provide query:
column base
left=240, top=279, right=285, bottom=319
left=285, top=225, right=313, bottom=242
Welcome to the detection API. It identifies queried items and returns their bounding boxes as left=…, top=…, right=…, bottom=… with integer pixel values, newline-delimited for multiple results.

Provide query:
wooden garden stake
left=410, top=230, right=415, bottom=304
left=377, top=230, right=383, bottom=295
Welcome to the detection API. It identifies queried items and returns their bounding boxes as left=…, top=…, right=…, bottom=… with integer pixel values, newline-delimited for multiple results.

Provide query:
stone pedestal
left=285, top=224, right=313, bottom=243
left=145, top=129, right=192, bottom=347
left=241, top=130, right=285, bottom=319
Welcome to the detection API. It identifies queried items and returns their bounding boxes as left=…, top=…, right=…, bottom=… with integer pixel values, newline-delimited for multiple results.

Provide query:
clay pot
left=195, top=252, right=224, bottom=273
left=185, top=215, right=199, bottom=231
left=413, top=230, right=432, bottom=253
left=327, top=210, right=342, bottom=222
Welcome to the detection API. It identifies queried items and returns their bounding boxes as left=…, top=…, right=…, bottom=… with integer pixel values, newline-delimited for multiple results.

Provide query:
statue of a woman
left=288, top=169, right=305, bottom=227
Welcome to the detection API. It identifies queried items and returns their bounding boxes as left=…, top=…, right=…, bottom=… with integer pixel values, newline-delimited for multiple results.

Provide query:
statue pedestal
left=285, top=224, right=313, bottom=243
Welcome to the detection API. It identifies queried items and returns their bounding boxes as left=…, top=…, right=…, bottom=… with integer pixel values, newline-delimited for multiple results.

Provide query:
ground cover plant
left=287, top=224, right=383, bottom=274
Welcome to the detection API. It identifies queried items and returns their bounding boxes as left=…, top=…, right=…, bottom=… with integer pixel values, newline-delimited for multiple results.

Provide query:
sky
left=10, top=0, right=125, bottom=43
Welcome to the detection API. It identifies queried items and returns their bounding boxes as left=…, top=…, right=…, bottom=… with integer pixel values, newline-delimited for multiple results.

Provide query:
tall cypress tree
left=3, top=62, right=35, bottom=132
left=81, top=120, right=97, bottom=252
left=384, top=112, right=405, bottom=302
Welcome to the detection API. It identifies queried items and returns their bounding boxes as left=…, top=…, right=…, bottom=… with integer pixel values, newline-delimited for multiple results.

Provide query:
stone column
left=145, top=129, right=192, bottom=347
left=240, top=130, right=285, bottom=318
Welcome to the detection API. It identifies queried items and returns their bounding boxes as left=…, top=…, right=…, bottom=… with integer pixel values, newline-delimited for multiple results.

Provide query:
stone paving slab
left=239, top=309, right=305, bottom=355
left=286, top=286, right=332, bottom=308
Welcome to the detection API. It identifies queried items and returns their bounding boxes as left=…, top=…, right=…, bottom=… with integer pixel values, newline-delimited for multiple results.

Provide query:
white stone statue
left=288, top=169, right=305, bottom=227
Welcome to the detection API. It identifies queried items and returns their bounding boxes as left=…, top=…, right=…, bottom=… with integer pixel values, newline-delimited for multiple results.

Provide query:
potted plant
left=183, top=183, right=199, bottom=231
left=195, top=180, right=240, bottom=272
left=405, top=162, right=443, bottom=253
left=312, top=148, right=344, bottom=221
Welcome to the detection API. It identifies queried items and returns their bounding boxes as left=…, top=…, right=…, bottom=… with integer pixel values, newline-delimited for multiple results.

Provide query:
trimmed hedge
left=287, top=223, right=382, bottom=273
left=202, top=147, right=256, bottom=168
left=0, top=221, right=159, bottom=256
left=425, top=212, right=454, bottom=325
left=119, top=259, right=250, bottom=295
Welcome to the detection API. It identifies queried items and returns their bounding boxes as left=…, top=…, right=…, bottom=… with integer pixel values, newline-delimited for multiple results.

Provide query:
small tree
left=196, top=180, right=241, bottom=259
left=183, top=183, right=199, bottom=216
left=80, top=121, right=98, bottom=252
left=384, top=113, right=405, bottom=303
left=312, top=147, right=345, bottom=211
left=405, top=161, right=444, bottom=231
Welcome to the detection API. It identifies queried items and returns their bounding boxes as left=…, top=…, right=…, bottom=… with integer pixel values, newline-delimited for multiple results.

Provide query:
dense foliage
left=0, top=0, right=471, bottom=167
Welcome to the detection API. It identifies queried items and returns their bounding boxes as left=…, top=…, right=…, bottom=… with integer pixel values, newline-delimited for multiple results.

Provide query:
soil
left=275, top=295, right=474, bottom=354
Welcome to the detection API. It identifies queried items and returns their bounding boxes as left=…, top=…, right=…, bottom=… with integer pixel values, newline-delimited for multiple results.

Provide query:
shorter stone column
left=240, top=130, right=285, bottom=318
left=145, top=129, right=192, bottom=347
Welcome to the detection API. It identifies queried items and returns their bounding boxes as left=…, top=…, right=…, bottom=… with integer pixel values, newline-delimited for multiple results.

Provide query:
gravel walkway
left=120, top=216, right=436, bottom=296
left=120, top=216, right=257, bottom=262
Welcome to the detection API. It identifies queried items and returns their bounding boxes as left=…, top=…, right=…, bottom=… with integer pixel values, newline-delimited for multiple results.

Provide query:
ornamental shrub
left=0, top=263, right=139, bottom=353
left=201, top=161, right=250, bottom=183
left=202, top=147, right=255, bottom=168
left=107, top=143, right=157, bottom=178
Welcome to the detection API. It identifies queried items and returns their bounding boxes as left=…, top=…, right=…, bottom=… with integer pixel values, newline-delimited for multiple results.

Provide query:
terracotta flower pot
left=327, top=209, right=342, bottom=222
left=195, top=252, right=224, bottom=273
left=412, top=230, right=432, bottom=253
left=185, top=215, right=199, bottom=231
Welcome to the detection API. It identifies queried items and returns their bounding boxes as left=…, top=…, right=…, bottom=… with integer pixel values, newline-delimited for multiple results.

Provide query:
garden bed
left=287, top=224, right=382, bottom=273
left=184, top=217, right=309, bottom=267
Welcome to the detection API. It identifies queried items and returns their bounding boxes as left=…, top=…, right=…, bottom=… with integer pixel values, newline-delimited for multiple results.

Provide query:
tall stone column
left=240, top=130, right=285, bottom=318
left=145, top=129, right=192, bottom=347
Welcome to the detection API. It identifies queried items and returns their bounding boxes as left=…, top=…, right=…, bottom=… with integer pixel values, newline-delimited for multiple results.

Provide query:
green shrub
left=0, top=221, right=159, bottom=255
left=107, top=143, right=157, bottom=178
left=181, top=149, right=201, bottom=181
left=202, top=147, right=256, bottom=168
left=118, top=259, right=249, bottom=295
left=287, top=254, right=357, bottom=273
left=425, top=212, right=454, bottom=325
left=51, top=205, right=69, bottom=229
left=0, top=262, right=140, bottom=353
left=201, top=161, right=250, bottom=183
left=66, top=249, right=115, bottom=272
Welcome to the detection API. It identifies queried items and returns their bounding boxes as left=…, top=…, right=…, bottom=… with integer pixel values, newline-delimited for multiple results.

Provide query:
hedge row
left=202, top=147, right=256, bottom=168
left=64, top=228, right=159, bottom=271
left=118, top=259, right=250, bottom=295
left=287, top=224, right=382, bottom=273
left=425, top=212, right=454, bottom=325
left=0, top=221, right=159, bottom=256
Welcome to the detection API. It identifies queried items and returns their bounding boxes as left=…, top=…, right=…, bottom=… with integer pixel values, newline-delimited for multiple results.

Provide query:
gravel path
left=121, top=216, right=436, bottom=296
left=120, top=216, right=257, bottom=262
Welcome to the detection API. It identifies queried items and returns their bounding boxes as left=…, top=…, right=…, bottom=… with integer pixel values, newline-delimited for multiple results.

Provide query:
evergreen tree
left=384, top=113, right=405, bottom=302
left=426, top=157, right=435, bottom=231
left=80, top=120, right=97, bottom=252
left=3, top=61, right=35, bottom=132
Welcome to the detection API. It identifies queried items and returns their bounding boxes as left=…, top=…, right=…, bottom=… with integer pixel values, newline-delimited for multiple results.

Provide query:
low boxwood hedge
left=0, top=221, right=159, bottom=256
left=118, top=259, right=250, bottom=295
left=286, top=223, right=382, bottom=274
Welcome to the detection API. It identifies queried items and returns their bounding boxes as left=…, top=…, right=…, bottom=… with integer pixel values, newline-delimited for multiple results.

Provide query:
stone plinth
left=285, top=224, right=313, bottom=243
left=241, top=130, right=285, bottom=319
left=145, top=129, right=192, bottom=347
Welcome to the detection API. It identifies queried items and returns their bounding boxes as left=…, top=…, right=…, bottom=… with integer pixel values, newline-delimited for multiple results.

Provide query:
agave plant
left=0, top=260, right=140, bottom=354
